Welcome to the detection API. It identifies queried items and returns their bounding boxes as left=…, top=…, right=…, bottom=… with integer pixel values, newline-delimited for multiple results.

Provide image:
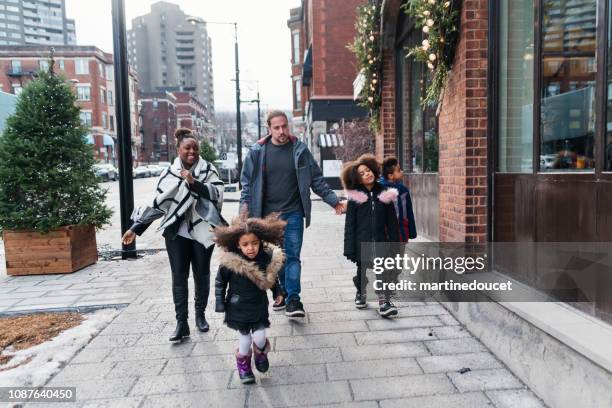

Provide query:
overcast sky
left=65, top=0, right=301, bottom=112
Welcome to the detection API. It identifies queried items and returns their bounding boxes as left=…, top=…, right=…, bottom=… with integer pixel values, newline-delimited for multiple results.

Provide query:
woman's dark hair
left=340, top=154, right=381, bottom=190
left=174, top=128, right=197, bottom=148
left=214, top=212, right=287, bottom=251
left=382, top=156, right=399, bottom=178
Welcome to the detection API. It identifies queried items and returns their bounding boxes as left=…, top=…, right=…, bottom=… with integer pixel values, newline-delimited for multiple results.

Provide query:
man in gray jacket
left=240, top=110, right=345, bottom=317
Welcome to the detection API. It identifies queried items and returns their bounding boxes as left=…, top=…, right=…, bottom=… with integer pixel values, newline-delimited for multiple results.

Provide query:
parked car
left=133, top=166, right=151, bottom=178
left=215, top=161, right=239, bottom=183
left=157, top=161, right=172, bottom=169
left=146, top=164, right=164, bottom=176
left=93, top=163, right=118, bottom=181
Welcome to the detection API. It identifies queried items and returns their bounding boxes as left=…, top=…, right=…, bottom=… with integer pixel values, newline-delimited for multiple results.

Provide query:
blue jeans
left=280, top=211, right=304, bottom=303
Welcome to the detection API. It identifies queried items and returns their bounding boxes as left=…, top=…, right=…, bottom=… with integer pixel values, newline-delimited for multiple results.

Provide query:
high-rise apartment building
left=127, top=1, right=214, bottom=121
left=0, top=0, right=76, bottom=46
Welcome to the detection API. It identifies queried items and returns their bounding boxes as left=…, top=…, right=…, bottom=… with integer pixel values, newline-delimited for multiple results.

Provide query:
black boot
left=169, top=320, right=190, bottom=342
left=195, top=312, right=209, bottom=332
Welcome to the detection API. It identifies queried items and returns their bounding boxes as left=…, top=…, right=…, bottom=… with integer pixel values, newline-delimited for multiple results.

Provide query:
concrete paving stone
left=274, top=333, right=357, bottom=351
left=13, top=284, right=69, bottom=292
left=326, top=358, right=423, bottom=380
left=69, top=347, right=114, bottom=364
left=191, top=339, right=249, bottom=356
left=77, top=292, right=139, bottom=301
left=438, top=313, right=461, bottom=325
left=86, top=334, right=141, bottom=349
left=305, top=302, right=366, bottom=313
left=308, top=309, right=383, bottom=323
left=430, top=325, right=473, bottom=339
left=324, top=286, right=357, bottom=296
left=105, top=343, right=195, bottom=362
left=80, top=396, right=144, bottom=408
left=129, top=371, right=232, bottom=395
left=102, top=320, right=168, bottom=335
left=49, top=361, right=115, bottom=382
left=140, top=389, right=247, bottom=408
left=19, top=295, right=81, bottom=306
left=379, top=392, right=494, bottom=408
left=301, top=294, right=342, bottom=304
left=350, top=373, right=455, bottom=401
left=299, top=288, right=329, bottom=298
left=0, top=286, right=17, bottom=294
left=247, top=381, right=352, bottom=407
left=366, top=316, right=443, bottom=331
left=448, top=368, right=524, bottom=392
left=270, top=347, right=343, bottom=366
left=214, top=324, right=292, bottom=341
left=302, top=403, right=378, bottom=408
left=69, top=281, right=136, bottom=290
left=399, top=304, right=450, bottom=316
left=161, top=354, right=236, bottom=374
left=119, top=304, right=153, bottom=314
left=105, top=359, right=167, bottom=378
left=135, top=329, right=217, bottom=346
left=424, top=337, right=487, bottom=355
left=269, top=312, right=306, bottom=325
left=140, top=296, right=175, bottom=304
left=292, top=320, right=368, bottom=336
left=6, top=303, right=74, bottom=312
left=417, top=352, right=503, bottom=373
left=51, top=288, right=105, bottom=297
left=229, top=364, right=326, bottom=388
left=6, top=274, right=63, bottom=282
left=486, top=389, right=547, bottom=408
left=341, top=342, right=429, bottom=362
left=354, top=328, right=435, bottom=345
left=53, top=378, right=136, bottom=400
left=111, top=311, right=160, bottom=324
left=308, top=279, right=354, bottom=288
left=0, top=298, right=19, bottom=307
left=319, top=273, right=355, bottom=281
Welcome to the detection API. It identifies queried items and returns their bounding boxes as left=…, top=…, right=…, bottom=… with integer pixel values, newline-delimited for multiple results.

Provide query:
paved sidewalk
left=2, top=201, right=545, bottom=407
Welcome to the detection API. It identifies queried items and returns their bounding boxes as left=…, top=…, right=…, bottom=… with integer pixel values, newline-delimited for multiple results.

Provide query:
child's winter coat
left=378, top=177, right=417, bottom=241
left=343, top=182, right=400, bottom=264
left=215, top=245, right=284, bottom=325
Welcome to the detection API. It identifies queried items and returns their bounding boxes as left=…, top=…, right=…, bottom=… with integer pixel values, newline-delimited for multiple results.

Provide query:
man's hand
left=180, top=169, right=195, bottom=185
left=334, top=201, right=347, bottom=215
left=122, top=229, right=136, bottom=245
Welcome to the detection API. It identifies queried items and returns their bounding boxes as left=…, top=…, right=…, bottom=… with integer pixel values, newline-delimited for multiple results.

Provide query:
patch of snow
left=0, top=308, right=118, bottom=388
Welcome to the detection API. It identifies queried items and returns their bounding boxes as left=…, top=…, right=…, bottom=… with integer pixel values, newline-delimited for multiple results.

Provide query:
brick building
left=370, top=1, right=612, bottom=405
left=173, top=91, right=211, bottom=143
left=0, top=45, right=139, bottom=164
left=288, top=0, right=368, bottom=188
left=138, top=91, right=177, bottom=163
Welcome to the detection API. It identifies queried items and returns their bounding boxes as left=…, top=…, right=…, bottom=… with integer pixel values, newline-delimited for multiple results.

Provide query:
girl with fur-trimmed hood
left=342, top=154, right=400, bottom=317
left=214, top=213, right=286, bottom=384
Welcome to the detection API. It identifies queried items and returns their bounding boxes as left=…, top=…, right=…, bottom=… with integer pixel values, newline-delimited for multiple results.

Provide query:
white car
left=133, top=166, right=151, bottom=178
left=146, top=164, right=164, bottom=176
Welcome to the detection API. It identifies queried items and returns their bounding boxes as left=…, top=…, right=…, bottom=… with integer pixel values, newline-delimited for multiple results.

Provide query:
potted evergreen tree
left=0, top=58, right=112, bottom=276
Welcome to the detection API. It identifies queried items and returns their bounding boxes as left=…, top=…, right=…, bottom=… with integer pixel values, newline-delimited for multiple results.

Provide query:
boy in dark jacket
left=214, top=213, right=286, bottom=384
left=379, top=157, right=417, bottom=242
left=342, top=154, right=400, bottom=317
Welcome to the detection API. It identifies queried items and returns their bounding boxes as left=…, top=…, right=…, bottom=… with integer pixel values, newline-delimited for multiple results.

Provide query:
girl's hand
left=334, top=201, right=347, bottom=215
left=122, top=229, right=136, bottom=245
left=180, top=169, right=195, bottom=185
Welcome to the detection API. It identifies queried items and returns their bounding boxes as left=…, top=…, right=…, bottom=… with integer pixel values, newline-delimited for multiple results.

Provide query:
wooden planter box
left=3, top=225, right=98, bottom=276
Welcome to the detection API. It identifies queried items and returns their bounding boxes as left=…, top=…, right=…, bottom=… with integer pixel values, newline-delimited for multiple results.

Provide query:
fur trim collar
left=345, top=187, right=398, bottom=204
left=217, top=244, right=285, bottom=290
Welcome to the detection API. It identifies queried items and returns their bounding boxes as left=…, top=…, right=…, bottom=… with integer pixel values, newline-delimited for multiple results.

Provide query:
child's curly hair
left=340, top=154, right=381, bottom=190
left=214, top=212, right=286, bottom=251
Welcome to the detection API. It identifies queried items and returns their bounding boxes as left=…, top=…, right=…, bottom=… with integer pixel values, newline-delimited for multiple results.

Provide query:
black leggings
left=165, top=235, right=214, bottom=321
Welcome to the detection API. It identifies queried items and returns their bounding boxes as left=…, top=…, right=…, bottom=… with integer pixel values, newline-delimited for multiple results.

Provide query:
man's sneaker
left=354, top=292, right=367, bottom=309
left=285, top=299, right=305, bottom=317
left=272, top=296, right=286, bottom=311
left=378, top=301, right=398, bottom=318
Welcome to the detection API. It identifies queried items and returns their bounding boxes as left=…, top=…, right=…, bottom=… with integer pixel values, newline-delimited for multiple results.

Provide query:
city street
left=0, top=179, right=545, bottom=407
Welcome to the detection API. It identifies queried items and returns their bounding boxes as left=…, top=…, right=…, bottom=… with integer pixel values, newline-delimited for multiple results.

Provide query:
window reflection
left=540, top=0, right=597, bottom=171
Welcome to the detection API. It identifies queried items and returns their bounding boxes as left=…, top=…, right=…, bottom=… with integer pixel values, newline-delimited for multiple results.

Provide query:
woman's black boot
left=169, top=320, right=190, bottom=342
left=195, top=312, right=209, bottom=332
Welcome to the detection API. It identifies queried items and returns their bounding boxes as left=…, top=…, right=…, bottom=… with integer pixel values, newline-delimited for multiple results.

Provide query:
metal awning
left=318, top=133, right=344, bottom=148
left=102, top=133, right=115, bottom=147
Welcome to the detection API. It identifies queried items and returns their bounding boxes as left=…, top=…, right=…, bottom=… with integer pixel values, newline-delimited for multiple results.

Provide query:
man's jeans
left=280, top=211, right=304, bottom=303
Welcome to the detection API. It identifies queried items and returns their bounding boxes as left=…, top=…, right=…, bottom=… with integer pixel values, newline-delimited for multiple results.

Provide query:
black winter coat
left=343, top=183, right=400, bottom=264
left=215, top=245, right=284, bottom=324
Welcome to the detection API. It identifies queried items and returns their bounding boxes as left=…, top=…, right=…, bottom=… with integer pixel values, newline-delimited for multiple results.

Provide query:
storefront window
left=409, top=38, right=423, bottom=173
left=498, top=0, right=534, bottom=172
left=540, top=0, right=597, bottom=171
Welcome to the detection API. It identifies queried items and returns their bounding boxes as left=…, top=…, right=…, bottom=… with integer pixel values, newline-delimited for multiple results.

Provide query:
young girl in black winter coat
left=214, top=213, right=286, bottom=384
left=342, top=154, right=400, bottom=317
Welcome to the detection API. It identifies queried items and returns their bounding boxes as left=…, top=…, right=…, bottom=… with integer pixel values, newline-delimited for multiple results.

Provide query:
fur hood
left=217, top=244, right=285, bottom=290
left=345, top=187, right=398, bottom=204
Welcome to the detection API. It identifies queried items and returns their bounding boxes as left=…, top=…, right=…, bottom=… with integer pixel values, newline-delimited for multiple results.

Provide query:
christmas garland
left=402, top=0, right=460, bottom=107
left=349, top=3, right=382, bottom=131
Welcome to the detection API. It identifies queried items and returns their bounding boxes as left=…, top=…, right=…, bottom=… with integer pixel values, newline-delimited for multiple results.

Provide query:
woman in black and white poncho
left=122, top=128, right=226, bottom=342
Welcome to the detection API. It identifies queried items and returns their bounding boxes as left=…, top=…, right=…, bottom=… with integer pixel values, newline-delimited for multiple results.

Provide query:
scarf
left=130, top=157, right=226, bottom=248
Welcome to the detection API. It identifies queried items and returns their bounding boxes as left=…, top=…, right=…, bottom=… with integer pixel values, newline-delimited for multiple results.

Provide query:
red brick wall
left=438, top=0, right=488, bottom=243
left=379, top=51, right=395, bottom=161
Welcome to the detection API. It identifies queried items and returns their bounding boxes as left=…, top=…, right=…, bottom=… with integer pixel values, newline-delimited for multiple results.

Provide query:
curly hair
left=214, top=212, right=287, bottom=251
left=340, top=154, right=381, bottom=190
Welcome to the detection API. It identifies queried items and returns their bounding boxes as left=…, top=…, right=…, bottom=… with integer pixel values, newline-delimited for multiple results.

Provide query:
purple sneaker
left=252, top=339, right=271, bottom=373
left=235, top=350, right=255, bottom=384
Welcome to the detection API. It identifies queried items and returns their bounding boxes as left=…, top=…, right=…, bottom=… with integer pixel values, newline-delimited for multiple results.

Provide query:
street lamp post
left=111, top=0, right=136, bottom=259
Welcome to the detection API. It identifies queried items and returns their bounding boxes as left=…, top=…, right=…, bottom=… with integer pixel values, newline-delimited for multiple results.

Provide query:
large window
left=76, top=86, right=91, bottom=101
left=294, top=78, right=301, bottom=111
left=75, top=59, right=89, bottom=75
left=292, top=31, right=300, bottom=65
left=498, top=0, right=598, bottom=172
